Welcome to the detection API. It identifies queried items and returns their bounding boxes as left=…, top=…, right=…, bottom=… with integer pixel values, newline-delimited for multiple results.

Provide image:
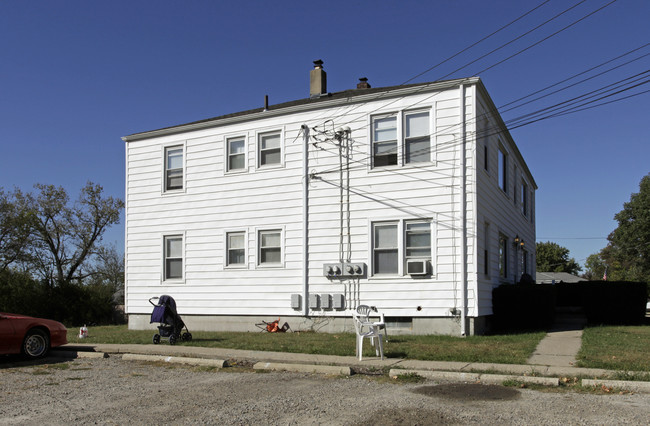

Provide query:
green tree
left=26, top=182, right=124, bottom=288
left=0, top=188, right=33, bottom=272
left=536, top=241, right=581, bottom=274
left=588, top=174, right=650, bottom=283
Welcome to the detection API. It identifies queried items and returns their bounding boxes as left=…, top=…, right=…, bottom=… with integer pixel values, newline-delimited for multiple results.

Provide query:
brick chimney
left=310, top=60, right=327, bottom=98
left=357, top=77, right=371, bottom=89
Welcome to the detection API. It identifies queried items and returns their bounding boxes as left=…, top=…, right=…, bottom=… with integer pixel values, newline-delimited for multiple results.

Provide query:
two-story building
left=122, top=61, right=536, bottom=335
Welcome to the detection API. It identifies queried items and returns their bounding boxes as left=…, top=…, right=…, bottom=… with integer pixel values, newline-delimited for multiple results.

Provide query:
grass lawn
left=577, top=325, right=650, bottom=372
left=66, top=325, right=545, bottom=365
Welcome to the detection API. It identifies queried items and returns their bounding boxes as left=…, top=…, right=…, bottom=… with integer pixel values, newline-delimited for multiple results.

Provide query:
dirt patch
left=412, top=383, right=521, bottom=401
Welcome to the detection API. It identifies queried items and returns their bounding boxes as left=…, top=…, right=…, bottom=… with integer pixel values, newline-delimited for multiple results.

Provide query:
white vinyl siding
left=124, top=79, right=535, bottom=327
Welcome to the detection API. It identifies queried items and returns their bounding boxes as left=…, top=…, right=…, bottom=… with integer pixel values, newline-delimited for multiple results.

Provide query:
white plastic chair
left=353, top=306, right=385, bottom=361
left=356, top=305, right=388, bottom=342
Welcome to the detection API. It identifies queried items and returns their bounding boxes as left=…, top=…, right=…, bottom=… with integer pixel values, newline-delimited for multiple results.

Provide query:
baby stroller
left=149, top=295, right=192, bottom=345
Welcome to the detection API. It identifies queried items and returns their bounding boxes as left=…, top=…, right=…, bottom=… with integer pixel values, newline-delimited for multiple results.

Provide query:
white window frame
left=403, top=110, right=431, bottom=164
left=371, top=114, right=398, bottom=168
left=257, top=130, right=284, bottom=169
left=226, top=135, right=247, bottom=173
left=370, top=109, right=432, bottom=169
left=162, top=234, right=184, bottom=283
left=372, top=221, right=399, bottom=275
left=225, top=230, right=247, bottom=268
left=370, top=219, right=434, bottom=278
left=256, top=228, right=284, bottom=267
left=163, top=144, right=185, bottom=193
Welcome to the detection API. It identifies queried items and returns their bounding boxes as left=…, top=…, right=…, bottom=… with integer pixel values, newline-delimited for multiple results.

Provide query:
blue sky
left=1, top=0, right=648, bottom=269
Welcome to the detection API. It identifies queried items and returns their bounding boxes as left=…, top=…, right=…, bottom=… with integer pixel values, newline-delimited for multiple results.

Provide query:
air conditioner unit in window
left=406, top=259, right=429, bottom=275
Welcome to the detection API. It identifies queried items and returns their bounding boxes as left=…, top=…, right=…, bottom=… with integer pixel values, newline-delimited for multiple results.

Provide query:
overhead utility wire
left=500, top=42, right=650, bottom=111
left=471, top=0, right=619, bottom=77
left=506, top=70, right=650, bottom=127
left=312, top=72, right=650, bottom=178
left=400, top=0, right=553, bottom=85
left=511, top=87, right=650, bottom=127
left=432, top=0, right=589, bottom=82
left=313, top=0, right=620, bottom=141
left=311, top=62, right=650, bottom=177
left=501, top=51, right=650, bottom=114
left=304, top=0, right=569, bottom=128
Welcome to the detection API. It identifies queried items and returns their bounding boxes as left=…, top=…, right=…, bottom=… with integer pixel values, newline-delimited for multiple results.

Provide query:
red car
left=0, top=313, right=68, bottom=359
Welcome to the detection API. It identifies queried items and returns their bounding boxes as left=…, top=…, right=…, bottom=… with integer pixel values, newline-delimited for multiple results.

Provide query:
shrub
left=492, top=283, right=556, bottom=332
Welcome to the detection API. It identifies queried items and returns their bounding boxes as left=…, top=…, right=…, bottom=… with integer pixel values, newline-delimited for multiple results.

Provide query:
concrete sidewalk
left=52, top=342, right=650, bottom=392
left=55, top=342, right=610, bottom=378
left=527, top=328, right=584, bottom=367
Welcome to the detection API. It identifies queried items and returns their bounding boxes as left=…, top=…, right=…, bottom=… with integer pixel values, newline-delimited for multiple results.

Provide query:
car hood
left=0, top=312, right=67, bottom=330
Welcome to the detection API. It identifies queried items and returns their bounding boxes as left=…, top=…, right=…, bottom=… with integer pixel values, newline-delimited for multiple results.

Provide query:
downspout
left=459, top=84, right=468, bottom=337
left=301, top=125, right=310, bottom=316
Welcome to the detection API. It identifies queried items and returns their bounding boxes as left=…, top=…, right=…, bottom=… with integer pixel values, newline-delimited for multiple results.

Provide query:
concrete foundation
left=129, top=313, right=489, bottom=336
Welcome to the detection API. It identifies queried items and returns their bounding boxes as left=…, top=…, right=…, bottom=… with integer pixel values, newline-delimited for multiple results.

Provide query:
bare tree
left=27, top=182, right=124, bottom=288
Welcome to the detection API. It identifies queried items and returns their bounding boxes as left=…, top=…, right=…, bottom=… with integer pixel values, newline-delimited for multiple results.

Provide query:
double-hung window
left=404, top=111, right=430, bottom=163
left=164, top=235, right=183, bottom=281
left=227, top=137, right=246, bottom=171
left=165, top=146, right=183, bottom=191
left=405, top=222, right=431, bottom=259
left=498, top=233, right=508, bottom=279
left=258, top=131, right=281, bottom=167
left=498, top=146, right=508, bottom=194
left=372, top=116, right=398, bottom=167
left=483, top=222, right=490, bottom=277
left=372, top=220, right=432, bottom=276
left=521, top=181, right=528, bottom=217
left=226, top=232, right=246, bottom=267
left=373, top=223, right=398, bottom=274
left=258, top=229, right=282, bottom=265
left=372, top=110, right=431, bottom=167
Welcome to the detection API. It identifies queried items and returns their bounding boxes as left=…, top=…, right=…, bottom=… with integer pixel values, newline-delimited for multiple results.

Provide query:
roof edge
left=122, top=77, right=480, bottom=142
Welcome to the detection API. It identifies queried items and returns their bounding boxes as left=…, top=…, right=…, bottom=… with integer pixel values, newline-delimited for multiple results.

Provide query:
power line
left=304, top=0, right=618, bottom=133
left=400, top=0, right=553, bottom=85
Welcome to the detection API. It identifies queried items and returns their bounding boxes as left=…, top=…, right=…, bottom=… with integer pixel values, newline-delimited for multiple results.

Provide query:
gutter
left=121, top=77, right=481, bottom=143
left=301, top=125, right=310, bottom=316
left=459, top=83, right=467, bottom=337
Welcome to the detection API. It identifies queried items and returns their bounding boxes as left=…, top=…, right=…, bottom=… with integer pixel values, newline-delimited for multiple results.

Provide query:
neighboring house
left=536, top=272, right=587, bottom=284
left=122, top=61, right=537, bottom=336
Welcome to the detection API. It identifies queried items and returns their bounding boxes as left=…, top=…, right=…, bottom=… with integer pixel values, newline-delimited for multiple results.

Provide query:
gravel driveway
left=1, top=356, right=649, bottom=425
